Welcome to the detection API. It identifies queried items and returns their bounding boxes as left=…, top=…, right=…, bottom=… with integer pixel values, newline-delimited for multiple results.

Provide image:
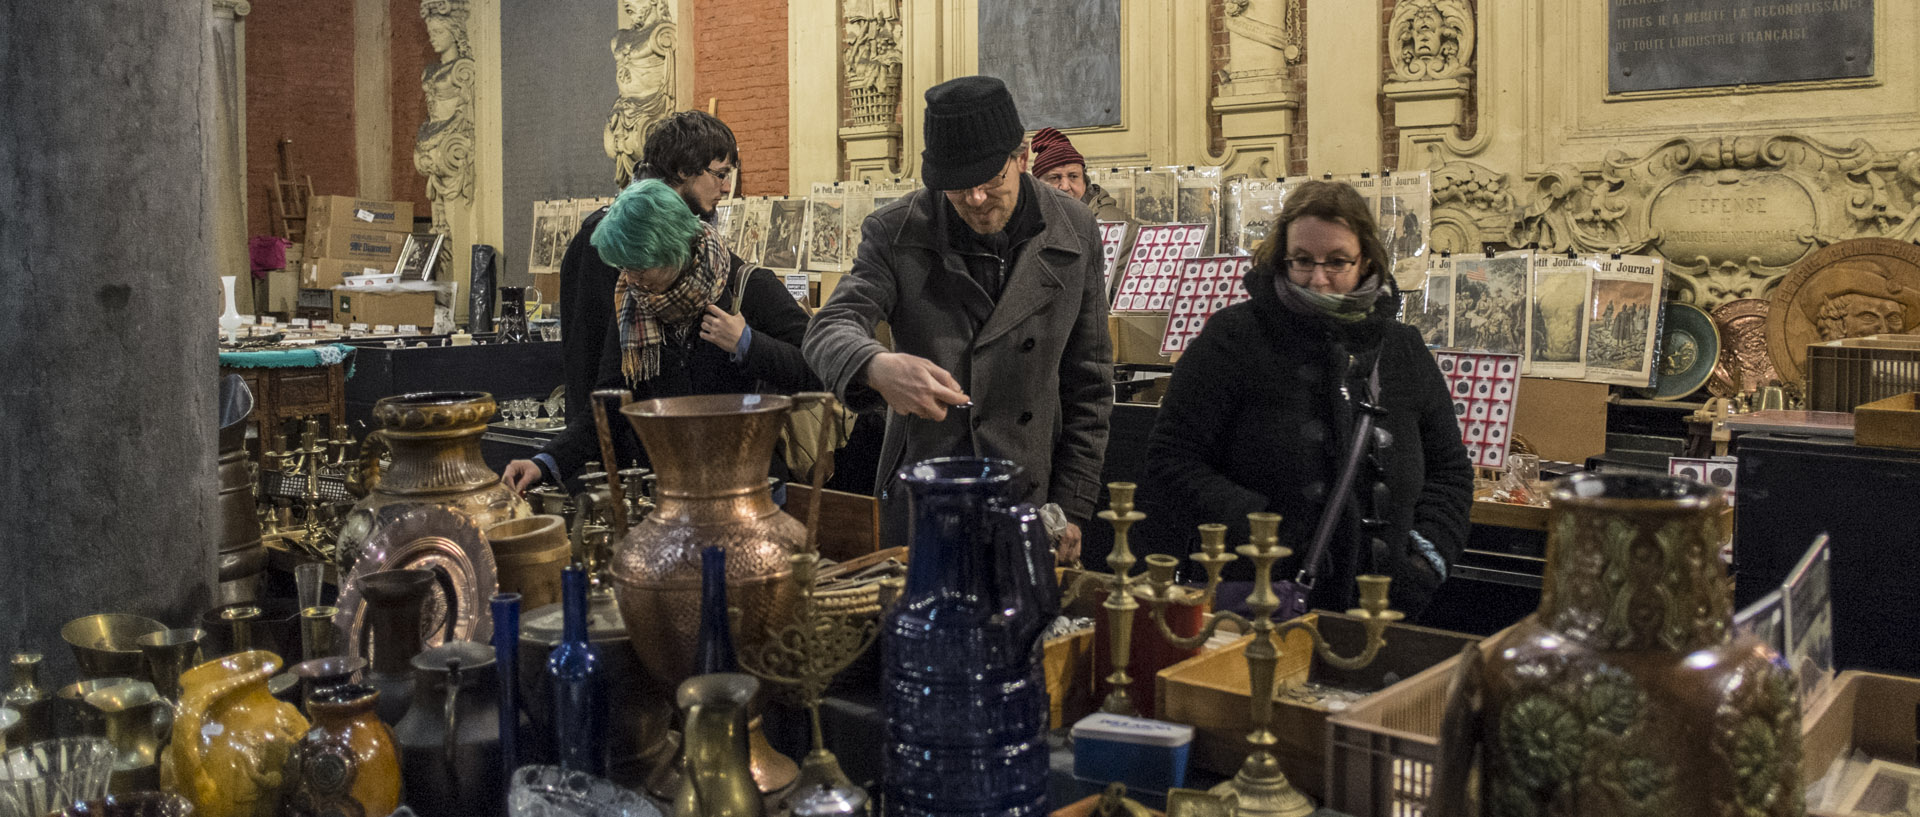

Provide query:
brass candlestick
left=1138, top=513, right=1403, bottom=817
left=734, top=393, right=875, bottom=811
left=1062, top=482, right=1152, bottom=715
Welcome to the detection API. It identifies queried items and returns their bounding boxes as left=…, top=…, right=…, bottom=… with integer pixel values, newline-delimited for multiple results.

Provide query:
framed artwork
left=528, top=200, right=578, bottom=277
left=1400, top=258, right=1453, bottom=347
left=1378, top=171, right=1432, bottom=282
left=393, top=232, right=447, bottom=281
left=762, top=198, right=808, bottom=270
left=1782, top=534, right=1834, bottom=711
left=735, top=197, right=772, bottom=266
left=1448, top=251, right=1532, bottom=357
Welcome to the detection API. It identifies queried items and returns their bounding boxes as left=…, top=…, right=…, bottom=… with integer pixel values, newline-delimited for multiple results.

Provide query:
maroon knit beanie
left=1029, top=127, right=1086, bottom=178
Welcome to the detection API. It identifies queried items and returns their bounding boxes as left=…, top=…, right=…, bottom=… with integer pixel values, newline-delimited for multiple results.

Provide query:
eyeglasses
left=703, top=165, right=734, bottom=181
left=1285, top=256, right=1359, bottom=275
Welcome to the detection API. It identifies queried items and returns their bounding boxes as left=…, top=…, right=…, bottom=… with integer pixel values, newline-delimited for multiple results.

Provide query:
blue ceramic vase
left=491, top=592, right=521, bottom=781
left=547, top=565, right=608, bottom=775
left=881, top=457, right=1057, bottom=817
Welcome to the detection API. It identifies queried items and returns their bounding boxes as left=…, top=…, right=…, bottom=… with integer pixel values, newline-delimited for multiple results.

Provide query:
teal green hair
left=591, top=178, right=701, bottom=271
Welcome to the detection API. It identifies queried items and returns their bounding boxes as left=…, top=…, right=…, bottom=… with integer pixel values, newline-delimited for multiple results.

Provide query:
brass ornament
left=1765, top=237, right=1920, bottom=383
left=1709, top=299, right=1780, bottom=397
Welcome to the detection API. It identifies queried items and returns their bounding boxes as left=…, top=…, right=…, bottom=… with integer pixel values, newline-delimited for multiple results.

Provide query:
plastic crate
left=1807, top=337, right=1920, bottom=412
left=1322, top=649, right=1459, bottom=817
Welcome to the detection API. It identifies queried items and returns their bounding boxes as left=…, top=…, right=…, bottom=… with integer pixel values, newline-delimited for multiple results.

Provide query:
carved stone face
left=1411, top=8, right=1443, bottom=57
left=425, top=17, right=456, bottom=54
left=1816, top=293, right=1908, bottom=340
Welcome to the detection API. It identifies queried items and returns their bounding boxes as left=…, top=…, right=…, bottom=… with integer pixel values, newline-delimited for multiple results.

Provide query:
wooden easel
left=270, top=138, right=314, bottom=243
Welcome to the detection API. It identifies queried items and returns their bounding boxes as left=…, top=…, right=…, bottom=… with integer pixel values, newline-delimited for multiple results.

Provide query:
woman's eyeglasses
left=1285, top=257, right=1358, bottom=275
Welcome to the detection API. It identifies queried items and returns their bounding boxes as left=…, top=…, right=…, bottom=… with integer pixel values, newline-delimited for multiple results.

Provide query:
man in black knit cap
left=803, top=75, right=1113, bottom=560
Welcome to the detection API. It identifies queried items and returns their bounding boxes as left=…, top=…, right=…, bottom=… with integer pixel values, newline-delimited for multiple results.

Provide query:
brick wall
left=245, top=0, right=358, bottom=238
left=693, top=0, right=790, bottom=195
left=390, top=1, right=433, bottom=224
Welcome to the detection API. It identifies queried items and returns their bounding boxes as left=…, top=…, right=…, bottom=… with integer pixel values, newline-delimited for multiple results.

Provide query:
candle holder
left=1137, top=512, right=1403, bottom=817
left=733, top=393, right=876, bottom=812
left=1060, top=482, right=1155, bottom=716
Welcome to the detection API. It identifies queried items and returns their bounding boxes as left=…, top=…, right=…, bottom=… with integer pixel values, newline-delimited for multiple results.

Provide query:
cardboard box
left=307, top=225, right=407, bottom=266
left=1511, top=377, right=1608, bottom=463
left=818, top=271, right=848, bottom=308
left=307, top=194, right=414, bottom=233
left=263, top=268, right=298, bottom=314
left=334, top=289, right=435, bottom=328
left=304, top=257, right=395, bottom=289
left=1109, top=314, right=1173, bottom=365
left=1853, top=392, right=1920, bottom=450
left=1802, top=671, right=1920, bottom=816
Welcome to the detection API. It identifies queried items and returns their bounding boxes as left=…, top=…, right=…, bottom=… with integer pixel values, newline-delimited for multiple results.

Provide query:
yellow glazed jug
left=163, top=650, right=309, bottom=817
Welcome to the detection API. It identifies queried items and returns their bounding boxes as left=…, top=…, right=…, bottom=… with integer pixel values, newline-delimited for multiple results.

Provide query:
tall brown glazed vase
left=610, top=395, right=804, bottom=694
left=1434, top=473, right=1803, bottom=817
left=337, top=391, right=530, bottom=557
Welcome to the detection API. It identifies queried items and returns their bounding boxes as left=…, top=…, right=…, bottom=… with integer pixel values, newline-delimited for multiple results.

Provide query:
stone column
left=211, top=0, right=254, bottom=310
left=0, top=2, right=219, bottom=678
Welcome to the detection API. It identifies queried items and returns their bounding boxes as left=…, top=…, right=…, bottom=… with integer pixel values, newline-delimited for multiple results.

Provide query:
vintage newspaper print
left=712, top=199, right=742, bottom=248
left=1229, top=179, right=1285, bottom=256
left=1133, top=168, right=1176, bottom=224
left=840, top=182, right=876, bottom=264
left=1088, top=166, right=1136, bottom=220
left=804, top=183, right=848, bottom=272
left=1582, top=253, right=1665, bottom=386
left=1378, top=171, right=1432, bottom=283
left=1398, top=255, right=1453, bottom=347
left=734, top=197, right=772, bottom=267
left=529, top=199, right=579, bottom=277
left=1176, top=166, right=1223, bottom=255
left=869, top=177, right=920, bottom=213
left=762, top=197, right=808, bottom=270
left=1782, top=534, right=1834, bottom=713
left=1448, top=250, right=1531, bottom=357
left=1527, top=253, right=1595, bottom=379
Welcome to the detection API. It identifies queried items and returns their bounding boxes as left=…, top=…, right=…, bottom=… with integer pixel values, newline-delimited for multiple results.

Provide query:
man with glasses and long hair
left=804, top=75, right=1113, bottom=563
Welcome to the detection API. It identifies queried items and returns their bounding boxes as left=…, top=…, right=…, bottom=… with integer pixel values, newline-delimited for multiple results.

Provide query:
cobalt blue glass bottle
left=548, top=564, right=608, bottom=775
left=694, top=547, right=739, bottom=675
left=491, top=591, right=521, bottom=781
left=882, top=457, right=1056, bottom=817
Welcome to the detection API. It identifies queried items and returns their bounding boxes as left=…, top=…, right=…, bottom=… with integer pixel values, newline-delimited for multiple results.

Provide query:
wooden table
left=220, top=357, right=348, bottom=455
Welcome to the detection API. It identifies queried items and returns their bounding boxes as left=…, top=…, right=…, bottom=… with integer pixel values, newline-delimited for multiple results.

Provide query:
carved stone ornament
left=1388, top=0, right=1474, bottom=82
left=1221, top=0, right=1303, bottom=90
left=843, top=0, right=902, bottom=128
left=415, top=0, right=476, bottom=235
left=1426, top=135, right=1920, bottom=314
left=606, top=0, right=678, bottom=187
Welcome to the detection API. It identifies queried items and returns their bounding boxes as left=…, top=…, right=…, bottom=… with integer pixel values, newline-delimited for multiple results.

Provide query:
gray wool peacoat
left=802, top=178, right=1114, bottom=543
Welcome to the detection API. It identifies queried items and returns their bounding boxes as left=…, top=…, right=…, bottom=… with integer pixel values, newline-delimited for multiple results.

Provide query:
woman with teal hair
left=505, top=178, right=817, bottom=489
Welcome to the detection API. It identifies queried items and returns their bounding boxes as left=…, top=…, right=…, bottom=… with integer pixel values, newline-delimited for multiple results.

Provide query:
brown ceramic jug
left=1432, top=473, right=1802, bottom=817
left=610, top=394, right=805, bottom=693
left=284, top=683, right=401, bottom=817
left=336, top=391, right=529, bottom=558
left=165, top=650, right=310, bottom=817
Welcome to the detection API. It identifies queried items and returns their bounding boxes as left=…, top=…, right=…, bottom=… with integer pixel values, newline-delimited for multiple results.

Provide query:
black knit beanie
left=920, top=76, right=1025, bottom=191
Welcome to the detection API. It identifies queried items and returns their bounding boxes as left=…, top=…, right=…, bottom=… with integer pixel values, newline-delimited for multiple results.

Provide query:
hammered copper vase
left=336, top=391, right=529, bottom=558
left=611, top=394, right=805, bottom=693
left=1432, top=473, right=1802, bottom=817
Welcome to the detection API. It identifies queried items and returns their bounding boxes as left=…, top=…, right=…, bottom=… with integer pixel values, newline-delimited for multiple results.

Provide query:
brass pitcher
left=336, top=391, right=530, bottom=558
left=675, top=673, right=764, bottom=817
left=610, top=395, right=804, bottom=694
left=86, top=680, right=171, bottom=793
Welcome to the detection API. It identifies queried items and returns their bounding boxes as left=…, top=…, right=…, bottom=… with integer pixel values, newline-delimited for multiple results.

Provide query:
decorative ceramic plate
left=1644, top=302, right=1720, bottom=401
left=1708, top=299, right=1780, bottom=397
left=333, top=504, right=497, bottom=657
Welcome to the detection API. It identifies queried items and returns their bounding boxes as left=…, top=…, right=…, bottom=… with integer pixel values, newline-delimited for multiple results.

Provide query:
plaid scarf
left=616, top=224, right=731, bottom=385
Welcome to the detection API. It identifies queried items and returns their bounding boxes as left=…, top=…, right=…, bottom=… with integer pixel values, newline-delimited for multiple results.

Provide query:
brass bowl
left=61, top=615, right=166, bottom=680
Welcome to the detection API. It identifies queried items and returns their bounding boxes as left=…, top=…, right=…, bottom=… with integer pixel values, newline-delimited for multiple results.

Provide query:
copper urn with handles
left=336, top=391, right=530, bottom=558
left=610, top=394, right=805, bottom=694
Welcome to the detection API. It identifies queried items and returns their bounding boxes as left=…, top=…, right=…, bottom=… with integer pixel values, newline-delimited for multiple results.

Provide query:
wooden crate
left=1804, top=671, right=1920, bottom=817
left=1157, top=613, right=1479, bottom=803
left=1046, top=628, right=1098, bottom=729
left=1854, top=393, right=1920, bottom=450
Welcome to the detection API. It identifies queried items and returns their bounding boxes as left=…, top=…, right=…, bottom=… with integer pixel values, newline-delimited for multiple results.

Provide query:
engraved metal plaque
left=979, top=0, right=1122, bottom=129
left=1610, top=0, right=1873, bottom=93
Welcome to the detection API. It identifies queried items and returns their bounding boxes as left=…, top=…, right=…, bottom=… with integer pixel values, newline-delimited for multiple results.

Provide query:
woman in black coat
left=1142, top=180, right=1471, bottom=617
left=505, top=179, right=817, bottom=490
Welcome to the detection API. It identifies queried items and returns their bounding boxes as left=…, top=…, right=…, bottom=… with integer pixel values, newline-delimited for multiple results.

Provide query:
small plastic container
left=1070, top=712, right=1194, bottom=794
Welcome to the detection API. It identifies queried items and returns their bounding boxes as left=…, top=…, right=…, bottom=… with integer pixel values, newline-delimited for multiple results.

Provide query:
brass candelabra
left=1131, top=510, right=1402, bottom=817
left=734, top=393, right=877, bottom=811
left=1061, top=482, right=1156, bottom=716
left=262, top=417, right=355, bottom=564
